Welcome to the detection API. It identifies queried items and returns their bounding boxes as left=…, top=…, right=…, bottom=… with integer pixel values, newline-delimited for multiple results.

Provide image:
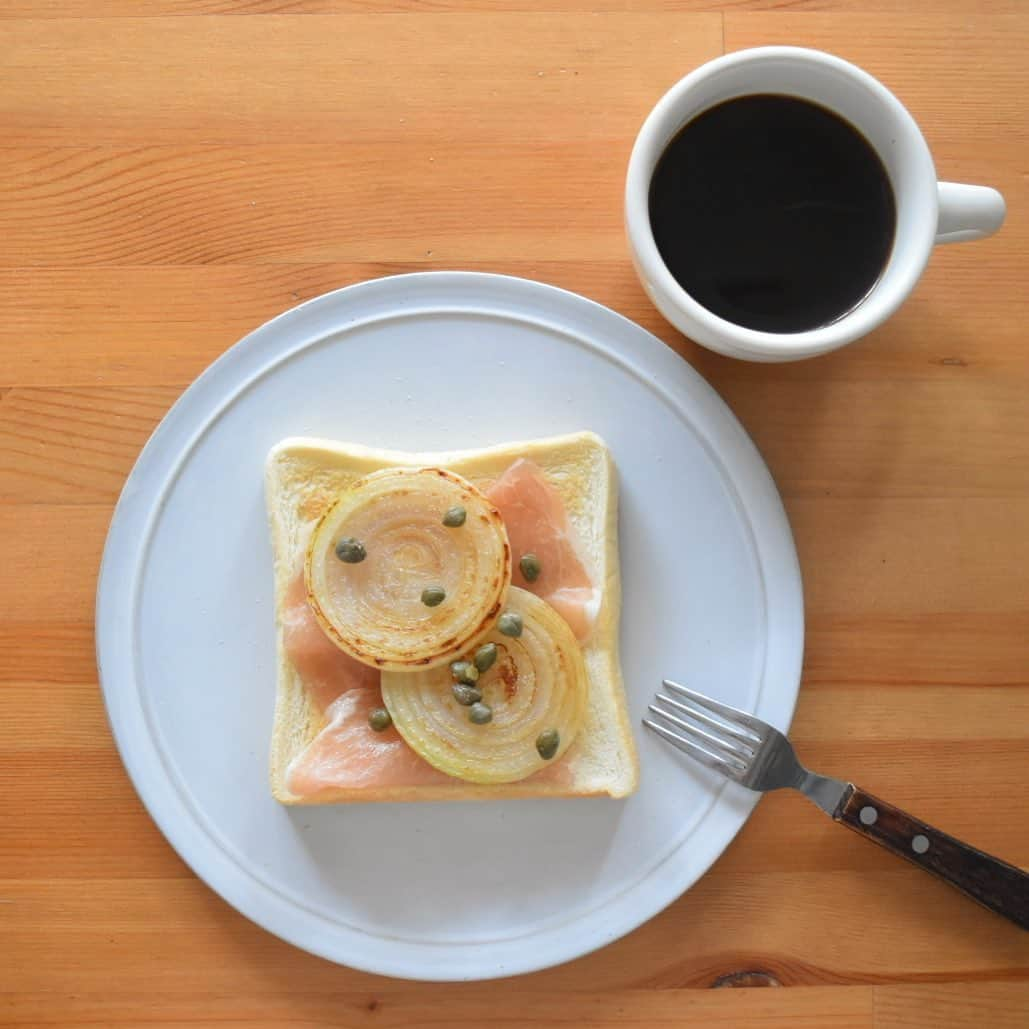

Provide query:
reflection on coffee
left=648, top=94, right=897, bottom=334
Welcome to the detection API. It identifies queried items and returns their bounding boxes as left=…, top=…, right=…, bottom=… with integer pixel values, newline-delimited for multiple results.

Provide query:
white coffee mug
left=625, top=47, right=1006, bottom=362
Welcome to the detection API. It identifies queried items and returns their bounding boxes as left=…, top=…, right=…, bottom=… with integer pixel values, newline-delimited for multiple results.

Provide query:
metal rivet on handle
left=912, top=834, right=930, bottom=854
left=859, top=806, right=878, bottom=826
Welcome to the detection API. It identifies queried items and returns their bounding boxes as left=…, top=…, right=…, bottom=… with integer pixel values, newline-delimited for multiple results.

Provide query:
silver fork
left=645, top=679, right=1029, bottom=930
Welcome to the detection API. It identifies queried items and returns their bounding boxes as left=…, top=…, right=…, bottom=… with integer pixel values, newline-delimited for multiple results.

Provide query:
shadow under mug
left=625, top=47, right=1006, bottom=363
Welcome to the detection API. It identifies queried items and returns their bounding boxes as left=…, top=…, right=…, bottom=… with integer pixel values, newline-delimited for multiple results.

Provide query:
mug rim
left=625, top=46, right=938, bottom=359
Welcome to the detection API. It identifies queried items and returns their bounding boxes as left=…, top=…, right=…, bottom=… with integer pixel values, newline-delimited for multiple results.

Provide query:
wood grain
left=1, top=3, right=1027, bottom=1026
left=0, top=14, right=721, bottom=145
left=4, top=983, right=1029, bottom=1029
left=2, top=1, right=1027, bottom=16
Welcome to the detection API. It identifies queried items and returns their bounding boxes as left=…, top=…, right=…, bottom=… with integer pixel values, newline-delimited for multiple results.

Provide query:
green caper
left=468, top=702, right=493, bottom=725
left=334, top=537, right=366, bottom=564
left=442, top=505, right=467, bottom=527
left=421, top=586, right=446, bottom=607
left=473, top=642, right=498, bottom=673
left=452, top=683, right=482, bottom=706
left=519, top=553, right=542, bottom=583
left=497, top=611, right=523, bottom=637
left=368, top=707, right=392, bottom=732
left=536, top=728, right=560, bottom=760
left=450, top=660, right=479, bottom=684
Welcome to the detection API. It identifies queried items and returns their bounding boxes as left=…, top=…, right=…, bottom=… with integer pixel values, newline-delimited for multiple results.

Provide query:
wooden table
left=2, top=3, right=1027, bottom=1026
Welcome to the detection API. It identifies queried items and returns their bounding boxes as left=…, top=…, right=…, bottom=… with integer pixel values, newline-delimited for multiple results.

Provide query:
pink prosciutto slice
left=286, top=687, right=452, bottom=795
left=486, top=459, right=598, bottom=641
left=282, top=572, right=378, bottom=714
left=283, top=570, right=447, bottom=794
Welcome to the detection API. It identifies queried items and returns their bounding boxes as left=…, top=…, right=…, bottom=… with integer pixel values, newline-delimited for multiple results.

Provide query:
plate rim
left=96, top=271, right=803, bottom=980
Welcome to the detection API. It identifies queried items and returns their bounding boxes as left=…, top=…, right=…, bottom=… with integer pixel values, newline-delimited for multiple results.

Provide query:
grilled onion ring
left=380, top=587, right=587, bottom=783
left=306, top=467, right=511, bottom=670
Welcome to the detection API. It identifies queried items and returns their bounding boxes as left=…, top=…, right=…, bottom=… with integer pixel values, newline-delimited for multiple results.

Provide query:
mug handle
left=936, top=182, right=1006, bottom=244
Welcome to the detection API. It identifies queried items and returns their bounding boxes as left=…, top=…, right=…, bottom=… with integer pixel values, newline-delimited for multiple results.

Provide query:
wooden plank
left=0, top=771, right=190, bottom=881
left=0, top=145, right=629, bottom=266
left=788, top=684, right=1029, bottom=743
left=0, top=14, right=721, bottom=146
left=721, top=378, right=1029, bottom=501
left=0, top=145, right=625, bottom=267
left=0, top=683, right=111, bottom=751
left=0, top=386, right=179, bottom=503
left=804, top=613, right=1029, bottom=687
left=876, top=982, right=1029, bottom=1029
left=0, top=505, right=109, bottom=622
left=790, top=498, right=1029, bottom=616
left=0, top=1, right=1025, bottom=16
left=3, top=981, right=1026, bottom=1029
left=0, top=622, right=94, bottom=683
left=0, top=985, right=876, bottom=1029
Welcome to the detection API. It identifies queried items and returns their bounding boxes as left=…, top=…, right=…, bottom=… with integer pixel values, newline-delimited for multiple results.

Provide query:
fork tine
left=654, top=693, right=759, bottom=750
left=648, top=702, right=750, bottom=767
left=662, top=680, right=768, bottom=738
left=643, top=719, right=742, bottom=780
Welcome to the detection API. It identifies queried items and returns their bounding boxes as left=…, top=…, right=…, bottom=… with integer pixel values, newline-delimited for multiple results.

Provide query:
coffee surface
left=648, top=94, right=897, bottom=334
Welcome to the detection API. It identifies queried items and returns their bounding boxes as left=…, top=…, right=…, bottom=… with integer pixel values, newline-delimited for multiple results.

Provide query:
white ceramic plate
left=97, top=272, right=803, bottom=981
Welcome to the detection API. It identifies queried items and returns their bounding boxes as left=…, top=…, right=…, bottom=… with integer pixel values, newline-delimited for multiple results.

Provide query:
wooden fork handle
left=835, top=786, right=1029, bottom=930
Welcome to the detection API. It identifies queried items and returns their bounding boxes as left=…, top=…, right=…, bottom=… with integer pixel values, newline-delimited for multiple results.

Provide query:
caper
left=442, top=505, right=467, bottom=528
left=519, top=553, right=542, bottom=583
left=452, top=683, right=482, bottom=707
left=421, top=586, right=446, bottom=607
left=473, top=642, right=498, bottom=673
left=497, top=611, right=523, bottom=637
left=450, top=660, right=479, bottom=684
left=468, top=702, right=493, bottom=725
left=368, top=707, right=392, bottom=732
left=536, top=728, right=560, bottom=760
left=334, top=537, right=366, bottom=564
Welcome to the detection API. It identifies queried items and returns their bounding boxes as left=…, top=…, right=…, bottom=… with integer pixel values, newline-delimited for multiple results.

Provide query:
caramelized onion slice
left=306, top=467, right=510, bottom=671
left=380, top=587, right=587, bottom=784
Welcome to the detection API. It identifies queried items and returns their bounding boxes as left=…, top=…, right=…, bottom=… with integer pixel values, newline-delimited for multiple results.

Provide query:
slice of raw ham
left=283, top=570, right=448, bottom=794
left=282, top=572, right=378, bottom=714
left=286, top=687, right=451, bottom=795
left=486, top=459, right=598, bottom=641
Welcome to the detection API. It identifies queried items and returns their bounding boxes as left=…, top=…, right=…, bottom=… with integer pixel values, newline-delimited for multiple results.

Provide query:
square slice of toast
left=266, top=432, right=638, bottom=803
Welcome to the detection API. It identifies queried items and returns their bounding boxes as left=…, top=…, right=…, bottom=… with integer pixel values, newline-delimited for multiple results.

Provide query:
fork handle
left=835, top=786, right=1029, bottom=929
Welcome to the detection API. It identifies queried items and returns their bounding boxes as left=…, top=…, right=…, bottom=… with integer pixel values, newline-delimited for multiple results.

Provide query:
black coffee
left=648, top=94, right=896, bottom=334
